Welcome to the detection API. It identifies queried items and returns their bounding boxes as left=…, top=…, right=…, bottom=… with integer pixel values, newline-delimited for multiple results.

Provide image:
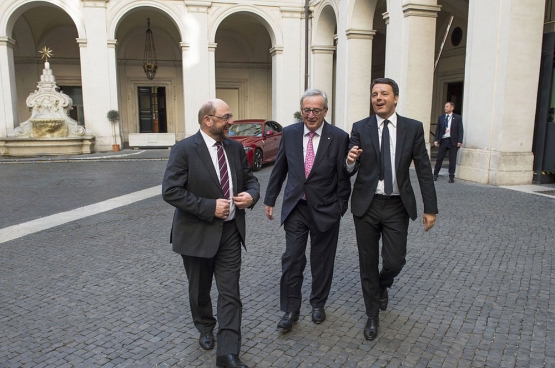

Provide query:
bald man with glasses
left=163, top=99, right=260, bottom=368
left=264, top=89, right=351, bottom=332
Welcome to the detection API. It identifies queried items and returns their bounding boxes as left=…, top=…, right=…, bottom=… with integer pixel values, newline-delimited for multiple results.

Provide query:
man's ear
left=204, top=116, right=212, bottom=127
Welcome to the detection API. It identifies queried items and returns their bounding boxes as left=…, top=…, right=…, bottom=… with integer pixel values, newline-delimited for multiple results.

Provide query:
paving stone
left=1, top=154, right=554, bottom=367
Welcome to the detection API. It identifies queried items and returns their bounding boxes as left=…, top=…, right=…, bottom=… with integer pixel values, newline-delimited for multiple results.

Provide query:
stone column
left=79, top=1, right=119, bottom=151
left=334, top=0, right=379, bottom=132
left=208, top=43, right=217, bottom=98
left=457, top=0, right=544, bottom=185
left=344, top=29, right=375, bottom=132
left=270, top=46, right=284, bottom=124
left=311, top=45, right=335, bottom=120
left=385, top=0, right=440, bottom=146
left=107, top=39, right=121, bottom=146
left=183, top=2, right=211, bottom=137
left=0, top=37, right=18, bottom=139
left=279, top=7, right=304, bottom=125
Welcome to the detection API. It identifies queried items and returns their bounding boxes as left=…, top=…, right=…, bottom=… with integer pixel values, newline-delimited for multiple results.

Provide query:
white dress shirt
left=200, top=130, right=235, bottom=220
left=442, top=114, right=452, bottom=139
left=303, top=123, right=324, bottom=160
left=376, top=114, right=400, bottom=196
left=346, top=113, right=400, bottom=196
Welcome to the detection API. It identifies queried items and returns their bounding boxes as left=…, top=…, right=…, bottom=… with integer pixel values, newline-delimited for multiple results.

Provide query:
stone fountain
left=0, top=47, right=95, bottom=156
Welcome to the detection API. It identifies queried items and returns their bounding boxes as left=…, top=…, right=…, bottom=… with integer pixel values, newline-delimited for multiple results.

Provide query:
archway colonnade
left=0, top=0, right=547, bottom=186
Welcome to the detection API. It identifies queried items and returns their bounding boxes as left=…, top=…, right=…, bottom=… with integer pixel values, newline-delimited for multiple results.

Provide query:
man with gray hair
left=264, top=89, right=351, bottom=332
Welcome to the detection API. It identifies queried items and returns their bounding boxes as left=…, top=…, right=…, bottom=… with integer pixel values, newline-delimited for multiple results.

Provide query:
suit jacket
left=264, top=121, right=351, bottom=233
left=434, top=113, right=464, bottom=146
left=348, top=114, right=438, bottom=220
left=162, top=130, right=260, bottom=258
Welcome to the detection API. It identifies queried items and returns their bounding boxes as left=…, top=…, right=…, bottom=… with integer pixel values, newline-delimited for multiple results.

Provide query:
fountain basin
left=0, top=137, right=95, bottom=157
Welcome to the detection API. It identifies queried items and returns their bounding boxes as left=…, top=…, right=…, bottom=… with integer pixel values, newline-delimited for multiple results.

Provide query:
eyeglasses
left=301, top=108, right=326, bottom=116
left=207, top=114, right=233, bottom=123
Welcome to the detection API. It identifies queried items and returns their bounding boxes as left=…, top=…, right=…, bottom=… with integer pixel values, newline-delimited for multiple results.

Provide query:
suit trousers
left=281, top=200, right=340, bottom=313
left=434, top=138, right=459, bottom=178
left=354, top=196, right=409, bottom=317
left=181, top=220, right=242, bottom=356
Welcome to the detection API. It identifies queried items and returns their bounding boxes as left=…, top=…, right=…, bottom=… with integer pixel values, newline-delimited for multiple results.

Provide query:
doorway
left=60, top=86, right=85, bottom=125
left=446, top=82, right=464, bottom=116
left=138, top=87, right=167, bottom=133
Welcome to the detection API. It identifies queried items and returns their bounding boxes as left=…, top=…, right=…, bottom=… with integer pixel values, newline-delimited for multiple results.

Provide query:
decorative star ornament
left=39, top=46, right=53, bottom=62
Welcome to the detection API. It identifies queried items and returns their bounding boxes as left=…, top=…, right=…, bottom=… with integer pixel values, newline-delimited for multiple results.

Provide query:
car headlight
left=243, top=146, right=253, bottom=152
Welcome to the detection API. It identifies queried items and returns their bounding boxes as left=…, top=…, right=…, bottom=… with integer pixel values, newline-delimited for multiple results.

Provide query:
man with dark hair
left=346, top=78, right=438, bottom=341
left=163, top=99, right=260, bottom=368
left=265, top=89, right=351, bottom=332
left=433, top=102, right=464, bottom=183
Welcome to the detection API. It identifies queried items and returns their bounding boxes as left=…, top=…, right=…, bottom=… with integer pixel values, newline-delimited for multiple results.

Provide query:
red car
left=229, top=119, right=283, bottom=171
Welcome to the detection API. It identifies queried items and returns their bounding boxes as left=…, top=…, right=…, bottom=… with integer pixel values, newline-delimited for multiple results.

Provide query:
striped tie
left=215, top=142, right=230, bottom=199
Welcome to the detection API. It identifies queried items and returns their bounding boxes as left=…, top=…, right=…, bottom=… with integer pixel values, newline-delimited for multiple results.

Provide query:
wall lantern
left=143, top=18, right=158, bottom=80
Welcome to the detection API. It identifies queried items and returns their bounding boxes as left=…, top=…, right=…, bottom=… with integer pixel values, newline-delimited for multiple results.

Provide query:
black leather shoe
left=277, top=312, right=299, bottom=332
left=312, top=307, right=326, bottom=324
left=449, top=177, right=455, bottom=183
left=379, top=288, right=388, bottom=311
left=363, top=317, right=379, bottom=340
left=216, top=354, right=248, bottom=368
left=198, top=332, right=214, bottom=350
left=433, top=174, right=438, bottom=181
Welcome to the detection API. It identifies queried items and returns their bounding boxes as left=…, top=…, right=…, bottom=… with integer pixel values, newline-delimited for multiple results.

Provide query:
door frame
left=216, top=78, right=248, bottom=119
left=125, top=78, right=176, bottom=143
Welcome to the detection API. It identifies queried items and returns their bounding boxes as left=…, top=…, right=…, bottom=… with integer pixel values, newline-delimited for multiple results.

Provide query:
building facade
left=0, top=0, right=551, bottom=185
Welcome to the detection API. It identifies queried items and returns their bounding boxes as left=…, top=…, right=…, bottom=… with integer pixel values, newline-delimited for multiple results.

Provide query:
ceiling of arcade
left=10, top=4, right=271, bottom=65
left=9, top=0, right=469, bottom=66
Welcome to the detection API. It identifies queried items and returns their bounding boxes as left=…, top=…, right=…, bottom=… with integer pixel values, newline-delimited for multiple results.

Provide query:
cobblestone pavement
left=1, top=150, right=554, bottom=367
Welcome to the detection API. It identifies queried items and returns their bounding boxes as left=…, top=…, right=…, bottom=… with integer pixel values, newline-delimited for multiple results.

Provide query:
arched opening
left=114, top=8, right=184, bottom=143
left=214, top=13, right=273, bottom=120
left=11, top=4, right=81, bottom=127
left=432, top=0, right=469, bottom=149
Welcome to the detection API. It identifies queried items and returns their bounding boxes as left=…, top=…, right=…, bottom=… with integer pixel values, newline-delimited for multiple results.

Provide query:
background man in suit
left=264, top=89, right=351, bottom=332
left=346, top=78, right=438, bottom=341
left=162, top=99, right=260, bottom=368
left=433, top=102, right=464, bottom=183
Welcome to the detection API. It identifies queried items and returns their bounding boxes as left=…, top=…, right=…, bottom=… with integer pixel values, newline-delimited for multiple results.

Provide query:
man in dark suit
left=264, top=89, right=351, bottom=332
left=433, top=102, right=464, bottom=183
left=346, top=78, right=438, bottom=341
left=162, top=99, right=260, bottom=368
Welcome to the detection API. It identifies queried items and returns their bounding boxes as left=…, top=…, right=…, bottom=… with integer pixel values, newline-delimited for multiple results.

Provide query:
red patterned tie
left=215, top=142, right=230, bottom=199
left=305, top=132, right=316, bottom=178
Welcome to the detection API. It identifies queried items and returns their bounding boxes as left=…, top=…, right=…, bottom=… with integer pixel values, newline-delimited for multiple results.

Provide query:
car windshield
left=229, top=123, right=263, bottom=137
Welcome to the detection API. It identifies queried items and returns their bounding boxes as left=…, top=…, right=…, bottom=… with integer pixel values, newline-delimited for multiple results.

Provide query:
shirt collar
left=304, top=122, right=325, bottom=136
left=376, top=113, right=397, bottom=128
left=200, top=129, right=218, bottom=148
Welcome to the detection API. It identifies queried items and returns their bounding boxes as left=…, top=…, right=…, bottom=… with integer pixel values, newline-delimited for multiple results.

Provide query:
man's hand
left=347, top=146, right=363, bottom=165
left=215, top=199, right=231, bottom=219
left=233, top=192, right=254, bottom=209
left=457, top=143, right=462, bottom=148
left=265, top=205, right=274, bottom=220
left=434, top=141, right=439, bottom=147
left=423, top=213, right=436, bottom=232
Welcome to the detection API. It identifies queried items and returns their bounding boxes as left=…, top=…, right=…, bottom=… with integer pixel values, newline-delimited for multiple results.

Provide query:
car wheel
left=253, top=149, right=263, bottom=172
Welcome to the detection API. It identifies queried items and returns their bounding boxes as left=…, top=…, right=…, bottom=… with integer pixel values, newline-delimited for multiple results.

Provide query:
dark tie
left=444, top=115, right=449, bottom=130
left=380, top=120, right=393, bottom=196
left=215, top=142, right=230, bottom=199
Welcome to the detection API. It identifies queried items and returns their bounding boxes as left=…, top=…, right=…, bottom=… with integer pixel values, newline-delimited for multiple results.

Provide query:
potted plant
left=107, top=110, right=121, bottom=152
left=293, top=111, right=302, bottom=122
